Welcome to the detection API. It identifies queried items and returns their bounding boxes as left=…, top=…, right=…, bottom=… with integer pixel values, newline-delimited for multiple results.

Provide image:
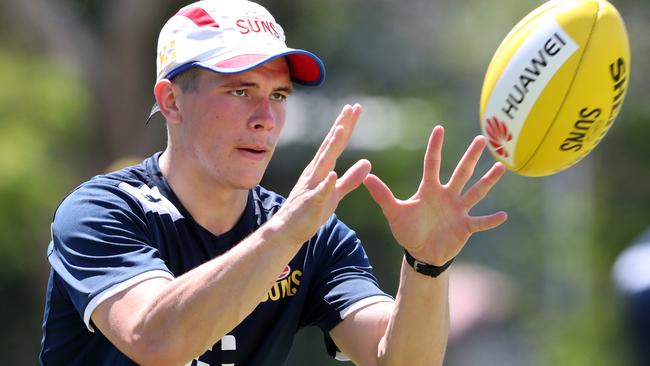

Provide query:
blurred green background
left=1, top=0, right=648, bottom=365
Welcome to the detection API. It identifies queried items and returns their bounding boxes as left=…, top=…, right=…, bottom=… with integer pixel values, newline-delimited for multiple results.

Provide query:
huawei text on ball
left=501, top=32, right=568, bottom=120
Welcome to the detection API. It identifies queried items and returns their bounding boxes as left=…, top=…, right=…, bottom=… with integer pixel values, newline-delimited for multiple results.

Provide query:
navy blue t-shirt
left=40, top=153, right=392, bottom=366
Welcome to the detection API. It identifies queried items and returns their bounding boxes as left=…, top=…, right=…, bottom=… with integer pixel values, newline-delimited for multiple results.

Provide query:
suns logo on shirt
left=261, top=265, right=302, bottom=303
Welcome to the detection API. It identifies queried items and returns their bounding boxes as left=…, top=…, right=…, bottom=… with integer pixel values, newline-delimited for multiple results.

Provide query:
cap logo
left=177, top=7, right=220, bottom=28
left=158, top=39, right=176, bottom=72
left=235, top=11, right=280, bottom=39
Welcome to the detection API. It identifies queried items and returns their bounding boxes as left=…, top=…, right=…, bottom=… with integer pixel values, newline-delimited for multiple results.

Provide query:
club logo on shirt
left=277, top=265, right=291, bottom=281
left=261, top=267, right=302, bottom=303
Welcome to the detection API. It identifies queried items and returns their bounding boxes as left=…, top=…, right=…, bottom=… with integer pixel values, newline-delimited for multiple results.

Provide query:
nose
left=248, top=98, right=278, bottom=131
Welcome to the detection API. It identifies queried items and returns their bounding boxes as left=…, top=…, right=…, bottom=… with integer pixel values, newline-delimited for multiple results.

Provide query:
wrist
left=261, top=214, right=309, bottom=250
left=403, top=249, right=454, bottom=278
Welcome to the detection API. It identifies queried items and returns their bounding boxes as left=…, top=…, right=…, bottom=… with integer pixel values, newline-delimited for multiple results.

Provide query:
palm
left=364, top=126, right=507, bottom=266
left=386, top=188, right=471, bottom=261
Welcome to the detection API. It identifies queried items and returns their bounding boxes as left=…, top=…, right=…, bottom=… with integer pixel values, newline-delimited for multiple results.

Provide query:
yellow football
left=479, top=0, right=630, bottom=176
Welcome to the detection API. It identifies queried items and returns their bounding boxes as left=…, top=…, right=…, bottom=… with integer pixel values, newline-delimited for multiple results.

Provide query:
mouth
left=236, top=146, right=269, bottom=160
left=238, top=144, right=268, bottom=153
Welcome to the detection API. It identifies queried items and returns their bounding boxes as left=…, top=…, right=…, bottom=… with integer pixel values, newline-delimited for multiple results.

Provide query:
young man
left=40, top=1, right=507, bottom=365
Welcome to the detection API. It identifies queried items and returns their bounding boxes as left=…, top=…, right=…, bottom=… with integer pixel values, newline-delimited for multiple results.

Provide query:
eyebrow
left=221, top=81, right=293, bottom=94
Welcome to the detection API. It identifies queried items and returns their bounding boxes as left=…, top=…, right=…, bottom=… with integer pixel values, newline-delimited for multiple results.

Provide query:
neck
left=158, top=150, right=250, bottom=236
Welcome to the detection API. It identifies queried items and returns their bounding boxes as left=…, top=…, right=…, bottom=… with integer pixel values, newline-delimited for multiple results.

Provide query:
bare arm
left=331, top=126, right=507, bottom=365
left=330, top=266, right=450, bottom=366
left=91, top=105, right=370, bottom=366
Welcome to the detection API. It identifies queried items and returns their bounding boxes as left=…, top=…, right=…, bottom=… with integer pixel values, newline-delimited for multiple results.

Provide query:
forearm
left=377, top=258, right=450, bottom=366
left=130, top=218, right=304, bottom=364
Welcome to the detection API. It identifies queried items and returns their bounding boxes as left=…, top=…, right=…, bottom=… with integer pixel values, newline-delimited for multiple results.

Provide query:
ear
left=154, top=79, right=181, bottom=125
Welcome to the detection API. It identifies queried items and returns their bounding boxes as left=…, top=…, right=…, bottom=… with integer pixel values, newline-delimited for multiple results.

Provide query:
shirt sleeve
left=47, top=181, right=174, bottom=331
left=301, top=215, right=393, bottom=359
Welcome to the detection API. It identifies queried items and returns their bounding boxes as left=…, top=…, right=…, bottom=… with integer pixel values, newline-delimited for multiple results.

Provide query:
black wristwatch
left=404, top=249, right=454, bottom=278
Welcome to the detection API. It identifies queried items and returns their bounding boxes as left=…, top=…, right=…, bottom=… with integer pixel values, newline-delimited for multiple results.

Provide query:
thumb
left=335, top=159, right=372, bottom=199
left=363, top=174, right=398, bottom=217
left=315, top=171, right=338, bottom=200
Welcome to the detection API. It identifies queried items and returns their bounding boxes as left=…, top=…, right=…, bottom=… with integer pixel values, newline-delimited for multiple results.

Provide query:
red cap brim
left=213, top=50, right=325, bottom=86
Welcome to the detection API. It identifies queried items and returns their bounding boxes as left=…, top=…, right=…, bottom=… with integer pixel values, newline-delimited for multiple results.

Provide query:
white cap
left=149, top=0, right=325, bottom=119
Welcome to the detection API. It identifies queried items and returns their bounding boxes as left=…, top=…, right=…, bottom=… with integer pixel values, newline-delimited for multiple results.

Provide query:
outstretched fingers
left=464, top=161, right=508, bottom=233
left=446, top=135, right=487, bottom=193
left=462, top=162, right=506, bottom=209
left=363, top=174, right=399, bottom=219
left=422, top=126, right=445, bottom=186
left=314, top=171, right=338, bottom=199
left=312, top=125, right=346, bottom=176
left=468, top=211, right=508, bottom=233
left=336, top=159, right=372, bottom=198
left=315, top=105, right=351, bottom=156
left=309, top=104, right=362, bottom=183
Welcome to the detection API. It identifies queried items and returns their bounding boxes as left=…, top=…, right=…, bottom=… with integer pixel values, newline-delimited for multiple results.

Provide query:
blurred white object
left=612, top=228, right=650, bottom=295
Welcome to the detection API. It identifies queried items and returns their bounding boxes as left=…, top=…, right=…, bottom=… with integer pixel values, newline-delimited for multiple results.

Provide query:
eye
left=270, top=92, right=288, bottom=102
left=230, top=89, right=248, bottom=97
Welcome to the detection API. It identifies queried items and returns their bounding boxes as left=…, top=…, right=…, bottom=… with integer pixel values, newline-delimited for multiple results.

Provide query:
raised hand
left=274, top=104, right=371, bottom=244
left=363, top=125, right=507, bottom=266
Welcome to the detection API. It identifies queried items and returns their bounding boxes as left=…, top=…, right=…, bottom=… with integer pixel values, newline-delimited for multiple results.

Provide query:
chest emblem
left=261, top=266, right=302, bottom=303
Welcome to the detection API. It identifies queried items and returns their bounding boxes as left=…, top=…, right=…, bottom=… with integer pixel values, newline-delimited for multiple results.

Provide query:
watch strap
left=404, top=249, right=454, bottom=278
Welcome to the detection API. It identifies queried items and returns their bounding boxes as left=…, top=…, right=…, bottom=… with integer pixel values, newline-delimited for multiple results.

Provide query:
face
left=170, top=58, right=292, bottom=191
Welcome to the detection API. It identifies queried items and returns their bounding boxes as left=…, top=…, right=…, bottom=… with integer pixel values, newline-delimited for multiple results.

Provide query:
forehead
left=201, top=57, right=292, bottom=86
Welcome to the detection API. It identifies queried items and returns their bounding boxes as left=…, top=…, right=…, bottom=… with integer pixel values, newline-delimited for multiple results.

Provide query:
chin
left=232, top=175, right=264, bottom=190
left=234, top=166, right=269, bottom=189
left=236, top=182, right=260, bottom=190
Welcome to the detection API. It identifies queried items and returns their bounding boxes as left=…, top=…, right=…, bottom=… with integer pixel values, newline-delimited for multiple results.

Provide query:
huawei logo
left=485, top=116, right=512, bottom=157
